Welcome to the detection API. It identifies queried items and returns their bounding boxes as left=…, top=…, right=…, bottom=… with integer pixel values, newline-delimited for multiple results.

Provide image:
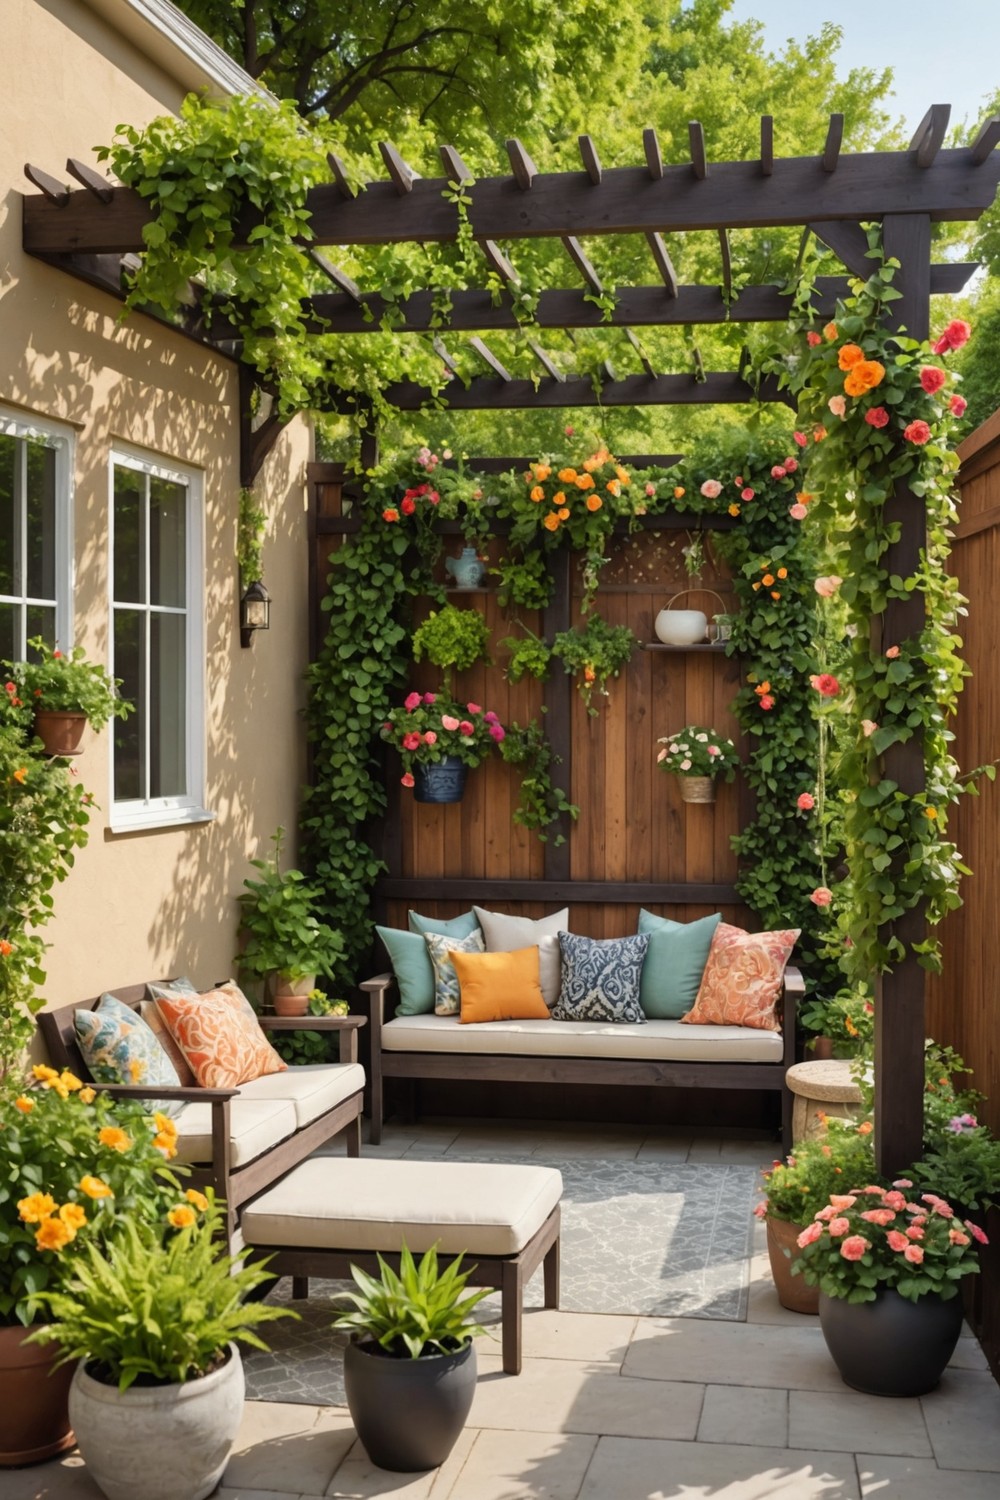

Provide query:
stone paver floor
left=12, top=1119, right=1000, bottom=1500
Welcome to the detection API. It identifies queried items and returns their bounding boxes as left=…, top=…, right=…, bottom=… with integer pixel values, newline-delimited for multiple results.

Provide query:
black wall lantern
left=239, top=578, right=271, bottom=647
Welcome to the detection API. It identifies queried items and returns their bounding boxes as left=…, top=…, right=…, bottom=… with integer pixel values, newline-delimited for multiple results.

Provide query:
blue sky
left=725, top=1, right=999, bottom=137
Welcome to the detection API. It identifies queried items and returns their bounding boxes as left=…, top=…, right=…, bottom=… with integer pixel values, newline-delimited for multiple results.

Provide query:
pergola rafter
left=21, top=109, right=1000, bottom=1175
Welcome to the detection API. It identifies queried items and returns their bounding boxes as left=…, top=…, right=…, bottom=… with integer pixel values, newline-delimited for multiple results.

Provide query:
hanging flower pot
left=33, top=711, right=87, bottom=756
left=818, top=1289, right=963, bottom=1396
left=679, top=776, right=715, bottom=804
left=414, top=756, right=468, bottom=805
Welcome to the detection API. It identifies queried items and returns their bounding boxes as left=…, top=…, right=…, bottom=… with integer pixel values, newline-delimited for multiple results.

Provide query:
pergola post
left=874, top=213, right=932, bottom=1176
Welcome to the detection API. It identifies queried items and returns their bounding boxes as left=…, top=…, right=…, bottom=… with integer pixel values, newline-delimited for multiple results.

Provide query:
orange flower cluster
left=524, top=449, right=630, bottom=534
left=18, top=1190, right=88, bottom=1253
left=751, top=563, right=788, bottom=602
left=32, top=1063, right=85, bottom=1101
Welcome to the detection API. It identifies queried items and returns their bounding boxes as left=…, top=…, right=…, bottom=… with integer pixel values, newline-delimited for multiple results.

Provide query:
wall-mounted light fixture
left=239, top=578, right=271, bottom=648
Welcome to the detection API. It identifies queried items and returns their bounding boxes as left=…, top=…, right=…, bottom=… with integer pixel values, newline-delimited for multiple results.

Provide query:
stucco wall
left=3, top=0, right=312, bottom=1002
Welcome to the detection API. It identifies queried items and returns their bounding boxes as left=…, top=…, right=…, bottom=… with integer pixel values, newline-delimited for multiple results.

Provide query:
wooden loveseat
left=38, top=984, right=367, bottom=1238
left=361, top=964, right=802, bottom=1150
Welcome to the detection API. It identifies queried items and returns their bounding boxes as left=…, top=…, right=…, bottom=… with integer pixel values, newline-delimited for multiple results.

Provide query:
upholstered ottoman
left=241, top=1158, right=562, bottom=1374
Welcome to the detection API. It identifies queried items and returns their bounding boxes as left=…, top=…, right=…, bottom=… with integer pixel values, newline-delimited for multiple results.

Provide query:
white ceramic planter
left=654, top=607, right=707, bottom=645
left=69, top=1344, right=244, bottom=1500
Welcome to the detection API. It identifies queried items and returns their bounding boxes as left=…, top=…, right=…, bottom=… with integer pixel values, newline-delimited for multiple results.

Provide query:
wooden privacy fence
left=928, top=410, right=1000, bottom=1378
left=308, top=461, right=753, bottom=942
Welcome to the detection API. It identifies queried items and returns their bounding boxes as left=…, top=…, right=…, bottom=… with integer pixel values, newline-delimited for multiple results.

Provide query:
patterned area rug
left=243, top=1159, right=758, bottom=1406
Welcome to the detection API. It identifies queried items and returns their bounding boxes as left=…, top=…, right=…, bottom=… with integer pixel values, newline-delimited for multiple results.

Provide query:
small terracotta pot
left=34, top=711, right=87, bottom=756
left=0, top=1324, right=76, bottom=1466
left=273, top=992, right=310, bottom=1017
left=765, top=1217, right=820, bottom=1315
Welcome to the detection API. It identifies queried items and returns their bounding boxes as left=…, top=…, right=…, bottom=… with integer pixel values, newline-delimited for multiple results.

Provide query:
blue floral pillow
left=75, top=993, right=181, bottom=1112
left=552, top=932, right=650, bottom=1024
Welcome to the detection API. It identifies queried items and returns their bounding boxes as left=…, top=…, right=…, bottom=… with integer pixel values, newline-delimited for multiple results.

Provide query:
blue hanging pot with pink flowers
left=413, top=756, right=468, bottom=804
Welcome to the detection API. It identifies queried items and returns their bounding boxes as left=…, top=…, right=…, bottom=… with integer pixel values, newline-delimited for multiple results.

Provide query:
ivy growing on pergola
left=21, top=105, right=1000, bottom=1171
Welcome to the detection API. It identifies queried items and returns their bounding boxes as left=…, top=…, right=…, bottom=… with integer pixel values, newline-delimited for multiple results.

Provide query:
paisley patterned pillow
left=682, top=923, right=800, bottom=1031
left=552, top=932, right=649, bottom=1024
left=424, top=929, right=486, bottom=1016
left=75, top=994, right=182, bottom=1111
left=154, top=981, right=286, bottom=1088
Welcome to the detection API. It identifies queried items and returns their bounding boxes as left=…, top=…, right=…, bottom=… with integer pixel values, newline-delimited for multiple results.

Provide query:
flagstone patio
left=13, top=1121, right=1000, bottom=1500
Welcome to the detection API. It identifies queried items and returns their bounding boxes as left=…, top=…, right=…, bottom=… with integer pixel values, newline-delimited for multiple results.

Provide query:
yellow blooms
left=29, top=1064, right=82, bottom=1100
left=18, top=1192, right=57, bottom=1224
left=542, top=512, right=561, bottom=532
left=59, top=1202, right=87, bottom=1232
left=128, top=1058, right=146, bottom=1083
left=585, top=495, right=602, bottom=513
left=557, top=467, right=577, bottom=483
left=167, top=1205, right=196, bottom=1229
left=557, top=507, right=570, bottom=521
left=60, top=1071, right=82, bottom=1092
left=673, top=486, right=686, bottom=499
left=843, top=359, right=885, bottom=397
left=606, top=479, right=621, bottom=497
left=153, top=1111, right=176, bottom=1136
left=552, top=490, right=566, bottom=507
left=79, top=1175, right=113, bottom=1199
left=14, top=1095, right=34, bottom=1113
left=924, top=806, right=938, bottom=820
left=79, top=1087, right=96, bottom=1104
left=575, top=473, right=595, bottom=490
left=615, top=466, right=630, bottom=485
left=530, top=462, right=550, bottom=481
left=776, top=567, right=788, bottom=580
left=728, top=504, right=741, bottom=517
left=12, top=767, right=27, bottom=784
left=529, top=485, right=545, bottom=502
left=32, top=1064, right=58, bottom=1083
left=823, top=322, right=838, bottom=341
left=35, top=1218, right=72, bottom=1253
left=98, top=1126, right=132, bottom=1153
left=152, top=1113, right=179, bottom=1158
left=185, top=1189, right=209, bottom=1211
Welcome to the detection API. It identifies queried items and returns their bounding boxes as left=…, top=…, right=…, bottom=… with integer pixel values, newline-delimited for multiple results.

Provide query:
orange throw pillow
left=682, top=924, right=800, bottom=1031
left=450, top=946, right=550, bottom=1024
left=155, top=981, right=286, bottom=1087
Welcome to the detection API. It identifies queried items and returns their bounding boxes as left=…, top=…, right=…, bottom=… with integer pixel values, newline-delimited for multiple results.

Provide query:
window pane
left=25, top=441, right=56, bottom=600
left=25, top=605, right=56, bottom=651
left=150, top=613, right=186, bottom=798
left=0, top=435, right=16, bottom=599
left=113, top=467, right=144, bottom=604
left=113, top=609, right=144, bottom=801
left=0, top=603, right=15, bottom=664
left=149, top=477, right=186, bottom=608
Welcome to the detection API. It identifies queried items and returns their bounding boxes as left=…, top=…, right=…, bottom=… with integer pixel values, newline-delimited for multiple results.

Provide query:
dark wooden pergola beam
left=24, top=144, right=1000, bottom=255
left=323, top=370, right=793, bottom=412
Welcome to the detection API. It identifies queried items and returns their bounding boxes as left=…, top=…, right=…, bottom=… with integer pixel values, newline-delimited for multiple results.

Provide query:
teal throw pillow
left=637, top=910, right=722, bottom=1019
left=376, top=925, right=436, bottom=1017
left=407, top=909, right=481, bottom=939
left=74, top=993, right=182, bottom=1113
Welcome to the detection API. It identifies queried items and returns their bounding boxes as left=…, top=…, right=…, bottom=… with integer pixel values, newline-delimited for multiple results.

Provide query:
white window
left=109, top=447, right=210, bottom=831
left=0, top=408, right=73, bottom=659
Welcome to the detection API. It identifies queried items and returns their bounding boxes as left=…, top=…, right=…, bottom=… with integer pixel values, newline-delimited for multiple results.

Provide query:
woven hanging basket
left=679, top=775, right=715, bottom=804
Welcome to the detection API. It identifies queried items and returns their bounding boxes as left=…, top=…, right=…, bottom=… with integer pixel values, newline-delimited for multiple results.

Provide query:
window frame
left=108, top=444, right=211, bottom=833
left=0, top=406, right=75, bottom=656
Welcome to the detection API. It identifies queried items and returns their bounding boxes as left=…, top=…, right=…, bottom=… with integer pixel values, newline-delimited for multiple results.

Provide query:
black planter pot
left=818, top=1288, right=963, bottom=1396
left=413, top=756, right=468, bottom=805
left=343, top=1339, right=477, bottom=1471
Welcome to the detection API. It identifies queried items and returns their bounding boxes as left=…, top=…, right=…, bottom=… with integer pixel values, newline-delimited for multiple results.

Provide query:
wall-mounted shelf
left=443, top=585, right=491, bottom=595
left=641, top=641, right=730, bottom=652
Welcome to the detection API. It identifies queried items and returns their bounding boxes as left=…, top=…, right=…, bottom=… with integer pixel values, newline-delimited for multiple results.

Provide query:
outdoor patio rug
left=243, top=1158, right=758, bottom=1406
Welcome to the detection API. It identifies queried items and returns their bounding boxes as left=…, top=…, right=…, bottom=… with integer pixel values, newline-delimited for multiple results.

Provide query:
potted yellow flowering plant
left=0, top=1070, right=179, bottom=1465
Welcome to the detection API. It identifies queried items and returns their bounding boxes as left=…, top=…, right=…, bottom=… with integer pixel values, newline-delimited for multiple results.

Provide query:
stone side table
left=786, top=1059, right=864, bottom=1144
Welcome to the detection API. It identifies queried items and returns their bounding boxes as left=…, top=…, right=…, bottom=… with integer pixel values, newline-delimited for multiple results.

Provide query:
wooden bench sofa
left=38, top=984, right=367, bottom=1239
left=360, top=965, right=802, bottom=1151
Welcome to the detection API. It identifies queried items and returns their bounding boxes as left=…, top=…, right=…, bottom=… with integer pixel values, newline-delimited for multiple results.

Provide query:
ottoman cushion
left=241, top=1158, right=562, bottom=1257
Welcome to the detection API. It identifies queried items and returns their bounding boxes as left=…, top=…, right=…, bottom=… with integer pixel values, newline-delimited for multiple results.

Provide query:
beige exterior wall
left=3, top=0, right=312, bottom=1002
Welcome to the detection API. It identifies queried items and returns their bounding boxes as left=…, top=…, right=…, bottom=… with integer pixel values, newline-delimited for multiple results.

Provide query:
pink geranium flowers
left=381, top=693, right=506, bottom=786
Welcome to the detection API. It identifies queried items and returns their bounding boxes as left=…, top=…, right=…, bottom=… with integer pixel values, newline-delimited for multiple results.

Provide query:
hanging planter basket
left=33, top=711, right=87, bottom=756
left=413, top=756, right=468, bottom=805
left=679, top=776, right=715, bottom=804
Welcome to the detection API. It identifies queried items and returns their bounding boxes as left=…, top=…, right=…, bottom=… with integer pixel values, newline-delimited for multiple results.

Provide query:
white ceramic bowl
left=654, top=608, right=708, bottom=645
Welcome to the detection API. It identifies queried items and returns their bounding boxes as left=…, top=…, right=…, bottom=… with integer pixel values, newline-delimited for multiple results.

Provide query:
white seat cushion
left=381, top=1012, right=783, bottom=1064
left=172, top=1098, right=297, bottom=1168
left=236, top=1062, right=365, bottom=1128
left=241, top=1158, right=563, bottom=1257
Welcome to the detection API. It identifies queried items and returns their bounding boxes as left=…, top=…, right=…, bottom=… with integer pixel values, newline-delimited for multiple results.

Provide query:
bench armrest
left=92, top=1082, right=238, bottom=1103
left=781, top=965, right=803, bottom=1071
left=257, top=1014, right=367, bottom=1064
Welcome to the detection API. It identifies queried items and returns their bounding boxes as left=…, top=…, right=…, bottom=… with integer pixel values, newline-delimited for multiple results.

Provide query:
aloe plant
left=332, top=1242, right=492, bottom=1359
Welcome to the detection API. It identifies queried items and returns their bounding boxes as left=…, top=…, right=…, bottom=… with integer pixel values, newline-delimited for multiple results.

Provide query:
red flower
left=400, top=772, right=415, bottom=788
left=382, top=507, right=400, bottom=523
left=806, top=332, right=822, bottom=347
left=428, top=490, right=440, bottom=506
left=759, top=694, right=775, bottom=711
left=864, top=406, right=889, bottom=428
left=741, top=488, right=755, bottom=501
left=796, top=793, right=815, bottom=811
left=783, top=458, right=798, bottom=473
left=793, top=430, right=808, bottom=447
left=400, top=497, right=416, bottom=516
left=903, top=420, right=932, bottom=445
left=810, top=673, right=841, bottom=698
left=950, top=394, right=968, bottom=417
left=920, top=365, right=947, bottom=394
left=932, top=319, right=971, bottom=355
left=810, top=887, right=833, bottom=907
left=770, top=465, right=787, bottom=479
left=458, top=720, right=474, bottom=735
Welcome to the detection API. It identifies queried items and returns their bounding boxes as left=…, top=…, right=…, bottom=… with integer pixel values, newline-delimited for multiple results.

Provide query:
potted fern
left=332, top=1243, right=491, bottom=1472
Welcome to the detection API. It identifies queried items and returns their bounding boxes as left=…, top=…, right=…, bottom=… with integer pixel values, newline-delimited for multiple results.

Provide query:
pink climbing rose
left=810, top=887, right=833, bottom=907
left=400, top=772, right=415, bottom=788
left=789, top=503, right=808, bottom=520
left=814, top=575, right=843, bottom=598
left=864, top=406, right=890, bottom=428
left=950, top=393, right=968, bottom=417
left=700, top=479, right=722, bottom=499
left=920, top=365, right=947, bottom=394
left=441, top=715, right=460, bottom=731
left=903, top=419, right=932, bottom=445
left=797, top=792, right=815, bottom=811
left=828, top=395, right=847, bottom=417
left=932, top=318, right=971, bottom=354
left=404, top=691, right=422, bottom=711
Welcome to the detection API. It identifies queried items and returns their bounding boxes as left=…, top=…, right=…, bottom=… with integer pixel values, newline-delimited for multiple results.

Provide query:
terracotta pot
left=679, top=775, right=715, bottom=804
left=33, top=711, right=87, bottom=756
left=0, top=1323, right=76, bottom=1466
left=273, top=991, right=310, bottom=1017
left=765, top=1217, right=820, bottom=1315
left=271, top=972, right=316, bottom=1007
left=807, top=1036, right=835, bottom=1061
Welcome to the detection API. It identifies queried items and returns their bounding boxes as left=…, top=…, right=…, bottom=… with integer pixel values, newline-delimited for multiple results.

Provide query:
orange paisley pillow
left=154, top=982, right=286, bottom=1088
left=682, top=924, right=799, bottom=1031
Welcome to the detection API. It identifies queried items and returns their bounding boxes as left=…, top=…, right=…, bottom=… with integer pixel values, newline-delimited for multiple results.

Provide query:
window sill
left=107, top=806, right=217, bottom=836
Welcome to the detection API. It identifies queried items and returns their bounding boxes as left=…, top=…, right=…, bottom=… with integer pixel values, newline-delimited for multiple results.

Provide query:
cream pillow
left=473, top=907, right=569, bottom=1008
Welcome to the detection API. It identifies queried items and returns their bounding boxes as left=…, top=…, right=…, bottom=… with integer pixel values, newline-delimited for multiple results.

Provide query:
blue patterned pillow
left=552, top=932, right=650, bottom=1024
left=75, top=994, right=181, bottom=1112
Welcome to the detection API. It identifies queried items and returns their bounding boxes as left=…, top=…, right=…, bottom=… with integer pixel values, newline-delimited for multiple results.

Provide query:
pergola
left=21, top=106, right=1000, bottom=1171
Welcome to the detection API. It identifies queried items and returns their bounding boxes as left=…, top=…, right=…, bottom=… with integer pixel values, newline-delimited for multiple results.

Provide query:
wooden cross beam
left=645, top=233, right=680, bottom=297
left=760, top=116, right=774, bottom=176
left=322, top=370, right=794, bottom=412
left=910, top=105, right=951, bottom=168
left=578, top=136, right=602, bottom=185
left=467, top=337, right=512, bottom=381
